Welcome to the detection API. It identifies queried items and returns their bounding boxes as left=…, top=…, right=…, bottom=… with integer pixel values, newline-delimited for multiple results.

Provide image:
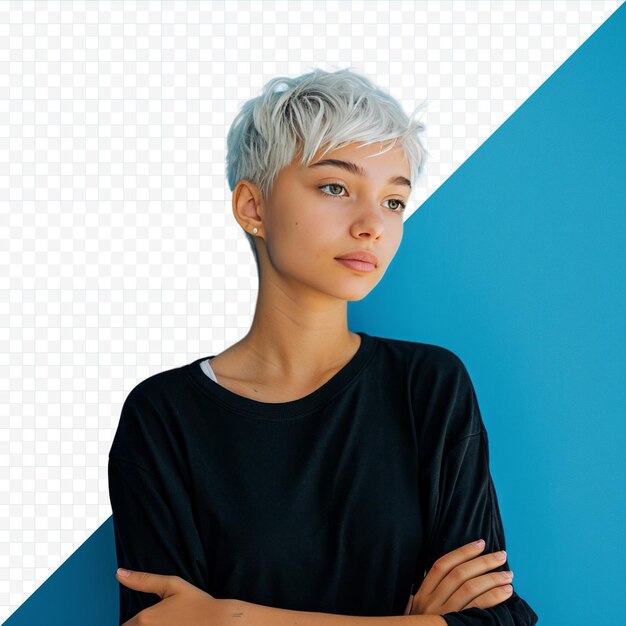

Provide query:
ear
left=232, top=179, right=263, bottom=236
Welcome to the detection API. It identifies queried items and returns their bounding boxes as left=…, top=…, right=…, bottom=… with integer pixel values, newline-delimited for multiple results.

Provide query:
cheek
left=265, top=221, right=312, bottom=272
left=281, top=207, right=335, bottom=250
left=270, top=220, right=336, bottom=274
left=290, top=218, right=316, bottom=242
left=392, top=224, right=404, bottom=250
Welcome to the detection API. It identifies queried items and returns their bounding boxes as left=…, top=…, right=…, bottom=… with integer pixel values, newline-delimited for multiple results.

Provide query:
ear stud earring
left=252, top=227, right=258, bottom=234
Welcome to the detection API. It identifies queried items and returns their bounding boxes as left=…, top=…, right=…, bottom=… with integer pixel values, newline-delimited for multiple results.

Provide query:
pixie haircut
left=225, top=67, right=429, bottom=272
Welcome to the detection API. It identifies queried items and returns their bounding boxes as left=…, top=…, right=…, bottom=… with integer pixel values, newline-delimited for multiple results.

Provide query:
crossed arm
left=115, top=566, right=446, bottom=625
left=115, top=533, right=521, bottom=626
left=224, top=598, right=447, bottom=625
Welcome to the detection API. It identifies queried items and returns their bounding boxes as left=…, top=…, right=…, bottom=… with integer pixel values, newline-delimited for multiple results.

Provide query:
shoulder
left=110, top=362, right=190, bottom=463
left=371, top=333, right=471, bottom=381
left=121, top=362, right=189, bottom=413
left=371, top=334, right=483, bottom=442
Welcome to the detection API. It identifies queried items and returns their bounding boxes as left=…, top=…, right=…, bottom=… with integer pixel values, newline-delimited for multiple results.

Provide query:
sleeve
left=413, top=353, right=539, bottom=625
left=108, top=387, right=211, bottom=626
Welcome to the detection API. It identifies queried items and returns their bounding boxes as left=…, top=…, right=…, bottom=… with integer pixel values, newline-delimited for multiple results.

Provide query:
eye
left=318, top=183, right=347, bottom=198
left=386, top=198, right=407, bottom=212
left=317, top=183, right=407, bottom=212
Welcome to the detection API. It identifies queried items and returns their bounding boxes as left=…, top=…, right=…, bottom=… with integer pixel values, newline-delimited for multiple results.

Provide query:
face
left=235, top=141, right=411, bottom=302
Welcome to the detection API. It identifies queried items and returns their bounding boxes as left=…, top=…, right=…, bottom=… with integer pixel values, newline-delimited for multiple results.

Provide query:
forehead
left=295, top=141, right=411, bottom=189
left=312, top=141, right=408, bottom=168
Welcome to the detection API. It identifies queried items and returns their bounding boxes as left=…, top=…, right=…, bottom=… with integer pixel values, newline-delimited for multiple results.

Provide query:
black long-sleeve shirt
left=108, top=331, right=538, bottom=625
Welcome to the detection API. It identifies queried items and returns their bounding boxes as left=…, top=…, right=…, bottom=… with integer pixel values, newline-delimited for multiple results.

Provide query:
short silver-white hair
left=225, top=67, right=429, bottom=270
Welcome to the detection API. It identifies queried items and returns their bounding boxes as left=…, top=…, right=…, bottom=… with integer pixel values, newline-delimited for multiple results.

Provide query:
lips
left=334, top=250, right=379, bottom=267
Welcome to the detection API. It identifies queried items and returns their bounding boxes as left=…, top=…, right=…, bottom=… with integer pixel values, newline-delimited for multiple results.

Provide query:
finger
left=460, top=576, right=515, bottom=610
left=115, top=568, right=183, bottom=600
left=435, top=550, right=511, bottom=608
left=443, top=569, right=514, bottom=613
left=419, top=539, right=487, bottom=595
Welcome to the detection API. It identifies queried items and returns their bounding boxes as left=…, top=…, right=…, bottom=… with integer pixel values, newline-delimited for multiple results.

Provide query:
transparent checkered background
left=0, top=0, right=621, bottom=619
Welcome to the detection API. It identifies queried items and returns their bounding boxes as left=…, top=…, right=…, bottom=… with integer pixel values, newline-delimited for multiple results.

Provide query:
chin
left=331, top=284, right=376, bottom=302
left=345, top=293, right=371, bottom=302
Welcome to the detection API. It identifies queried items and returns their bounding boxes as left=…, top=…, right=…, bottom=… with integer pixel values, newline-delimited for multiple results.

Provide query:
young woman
left=108, top=68, right=538, bottom=626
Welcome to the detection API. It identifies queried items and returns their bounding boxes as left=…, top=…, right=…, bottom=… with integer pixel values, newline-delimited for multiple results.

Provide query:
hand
left=403, top=540, right=514, bottom=616
left=116, top=567, right=230, bottom=626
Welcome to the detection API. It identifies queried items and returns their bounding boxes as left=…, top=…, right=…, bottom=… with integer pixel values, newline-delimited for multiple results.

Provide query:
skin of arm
left=225, top=598, right=447, bottom=625
left=116, top=568, right=447, bottom=626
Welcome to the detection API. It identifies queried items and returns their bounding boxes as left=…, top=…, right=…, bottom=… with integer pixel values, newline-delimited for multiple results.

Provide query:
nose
left=351, top=204, right=385, bottom=239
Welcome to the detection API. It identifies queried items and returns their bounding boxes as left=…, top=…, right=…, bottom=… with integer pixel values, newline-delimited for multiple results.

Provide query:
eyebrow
left=308, top=158, right=411, bottom=189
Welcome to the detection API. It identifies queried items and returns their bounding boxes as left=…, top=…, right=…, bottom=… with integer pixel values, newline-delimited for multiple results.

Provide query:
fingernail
left=473, top=539, right=485, bottom=547
left=117, top=568, right=131, bottom=577
left=496, top=550, right=507, bottom=560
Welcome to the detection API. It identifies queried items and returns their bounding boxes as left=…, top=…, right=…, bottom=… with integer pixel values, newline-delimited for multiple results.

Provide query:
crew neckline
left=184, top=331, right=378, bottom=419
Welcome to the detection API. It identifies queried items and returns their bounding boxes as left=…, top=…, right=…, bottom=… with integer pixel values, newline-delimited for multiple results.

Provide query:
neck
left=239, top=288, right=360, bottom=384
